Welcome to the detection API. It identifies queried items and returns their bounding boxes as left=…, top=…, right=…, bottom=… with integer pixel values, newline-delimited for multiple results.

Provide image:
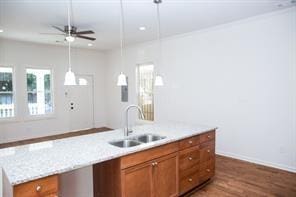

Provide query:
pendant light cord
left=68, top=0, right=72, bottom=70
left=119, top=0, right=125, bottom=71
left=155, top=0, right=162, bottom=73
left=156, top=2, right=161, bottom=44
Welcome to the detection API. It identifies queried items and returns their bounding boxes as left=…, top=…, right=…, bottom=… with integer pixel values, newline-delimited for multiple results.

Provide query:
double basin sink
left=109, top=134, right=166, bottom=148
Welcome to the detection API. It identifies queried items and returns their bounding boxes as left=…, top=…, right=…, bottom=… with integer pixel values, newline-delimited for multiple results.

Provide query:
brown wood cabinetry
left=94, top=130, right=216, bottom=197
left=13, top=175, right=58, bottom=197
left=179, top=130, right=216, bottom=195
left=94, top=143, right=179, bottom=197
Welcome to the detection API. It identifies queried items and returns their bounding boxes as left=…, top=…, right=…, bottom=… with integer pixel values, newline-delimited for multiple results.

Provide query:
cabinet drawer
left=200, top=130, right=215, bottom=144
left=200, top=141, right=215, bottom=162
left=179, top=168, right=199, bottom=195
left=121, top=142, right=178, bottom=169
left=200, top=159, right=215, bottom=183
left=14, top=175, right=58, bottom=197
left=179, top=145, right=200, bottom=170
left=180, top=163, right=199, bottom=179
left=179, top=135, right=199, bottom=150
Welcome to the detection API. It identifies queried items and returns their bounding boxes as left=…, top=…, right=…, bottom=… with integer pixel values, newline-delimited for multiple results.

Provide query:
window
left=0, top=67, right=15, bottom=118
left=26, top=68, right=53, bottom=115
left=137, top=64, right=154, bottom=121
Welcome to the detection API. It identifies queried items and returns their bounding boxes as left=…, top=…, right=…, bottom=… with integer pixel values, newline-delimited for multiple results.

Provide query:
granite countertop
left=0, top=122, right=216, bottom=186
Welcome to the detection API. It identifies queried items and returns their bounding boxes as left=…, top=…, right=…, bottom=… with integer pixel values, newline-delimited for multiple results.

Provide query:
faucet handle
left=128, top=130, right=133, bottom=134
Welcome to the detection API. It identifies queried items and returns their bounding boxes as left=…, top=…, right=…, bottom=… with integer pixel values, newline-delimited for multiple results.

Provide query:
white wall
left=0, top=39, right=107, bottom=144
left=105, top=7, right=296, bottom=172
left=0, top=39, right=108, bottom=197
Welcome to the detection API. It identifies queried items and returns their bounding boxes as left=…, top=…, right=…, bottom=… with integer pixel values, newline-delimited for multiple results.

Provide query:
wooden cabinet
left=94, top=143, right=179, bottom=197
left=13, top=175, right=58, bottom=197
left=178, top=130, right=216, bottom=195
left=153, top=153, right=178, bottom=197
left=121, top=153, right=178, bottom=197
left=122, top=161, right=154, bottom=197
left=93, top=130, right=216, bottom=197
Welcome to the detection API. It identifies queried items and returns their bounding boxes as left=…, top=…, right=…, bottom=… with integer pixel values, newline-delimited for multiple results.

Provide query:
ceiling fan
left=42, top=25, right=96, bottom=42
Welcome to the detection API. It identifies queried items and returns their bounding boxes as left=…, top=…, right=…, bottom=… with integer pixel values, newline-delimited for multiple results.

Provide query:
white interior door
left=67, top=75, right=94, bottom=131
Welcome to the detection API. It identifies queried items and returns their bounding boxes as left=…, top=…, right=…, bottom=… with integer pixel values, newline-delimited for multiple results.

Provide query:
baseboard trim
left=216, top=151, right=296, bottom=173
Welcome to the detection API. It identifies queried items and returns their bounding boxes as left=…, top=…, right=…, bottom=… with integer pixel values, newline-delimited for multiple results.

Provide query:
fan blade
left=75, top=30, right=94, bottom=35
left=52, top=26, right=65, bottom=33
left=77, top=35, right=96, bottom=41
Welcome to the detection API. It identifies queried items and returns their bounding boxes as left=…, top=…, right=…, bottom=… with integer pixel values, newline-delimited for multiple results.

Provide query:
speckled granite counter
left=0, top=123, right=216, bottom=186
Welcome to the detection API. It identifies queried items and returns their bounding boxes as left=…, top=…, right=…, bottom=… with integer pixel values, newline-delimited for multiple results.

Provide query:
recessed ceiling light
left=0, top=29, right=4, bottom=33
left=139, top=26, right=146, bottom=31
left=88, top=43, right=93, bottom=47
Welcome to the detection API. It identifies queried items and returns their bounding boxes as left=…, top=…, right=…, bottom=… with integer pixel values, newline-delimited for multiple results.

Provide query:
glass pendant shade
left=154, top=75, right=164, bottom=86
left=117, top=72, right=127, bottom=86
left=64, top=69, right=77, bottom=85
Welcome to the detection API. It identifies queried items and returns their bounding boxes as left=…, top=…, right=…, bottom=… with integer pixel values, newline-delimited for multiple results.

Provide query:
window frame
left=24, top=67, right=55, bottom=119
left=136, top=62, right=155, bottom=122
left=0, top=65, right=17, bottom=122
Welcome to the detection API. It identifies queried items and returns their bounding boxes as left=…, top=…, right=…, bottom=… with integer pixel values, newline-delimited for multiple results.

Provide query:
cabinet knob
left=188, top=178, right=193, bottom=182
left=155, top=162, right=158, bottom=165
left=206, top=169, right=211, bottom=172
left=188, top=140, right=193, bottom=144
left=152, top=162, right=158, bottom=166
left=188, top=157, right=193, bottom=161
left=207, top=135, right=211, bottom=138
left=36, top=185, right=42, bottom=192
left=207, top=149, right=211, bottom=153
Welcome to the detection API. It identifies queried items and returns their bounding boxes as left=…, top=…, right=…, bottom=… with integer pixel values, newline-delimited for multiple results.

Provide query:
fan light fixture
left=154, top=0, right=164, bottom=86
left=66, top=35, right=75, bottom=42
left=64, top=0, right=76, bottom=85
left=116, top=0, right=127, bottom=86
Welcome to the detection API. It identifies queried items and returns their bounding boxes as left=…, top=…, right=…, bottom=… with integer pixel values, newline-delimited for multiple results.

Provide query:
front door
left=67, top=75, right=94, bottom=131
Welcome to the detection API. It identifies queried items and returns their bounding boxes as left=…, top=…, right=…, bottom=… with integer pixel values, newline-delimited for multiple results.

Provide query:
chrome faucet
left=124, top=105, right=145, bottom=136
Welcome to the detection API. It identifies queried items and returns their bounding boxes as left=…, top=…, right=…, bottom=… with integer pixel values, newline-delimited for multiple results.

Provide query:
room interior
left=0, top=0, right=295, bottom=196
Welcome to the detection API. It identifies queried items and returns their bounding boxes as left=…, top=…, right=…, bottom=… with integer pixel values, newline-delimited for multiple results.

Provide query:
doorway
left=66, top=75, right=94, bottom=131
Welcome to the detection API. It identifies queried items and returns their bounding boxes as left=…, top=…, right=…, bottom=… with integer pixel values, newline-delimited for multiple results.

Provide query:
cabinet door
left=122, top=162, right=153, bottom=197
left=154, top=153, right=179, bottom=197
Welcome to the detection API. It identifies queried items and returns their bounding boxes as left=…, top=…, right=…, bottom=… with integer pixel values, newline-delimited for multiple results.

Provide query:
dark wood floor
left=191, top=155, right=296, bottom=197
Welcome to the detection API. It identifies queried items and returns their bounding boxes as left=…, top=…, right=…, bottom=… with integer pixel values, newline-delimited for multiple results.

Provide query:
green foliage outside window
left=27, top=73, right=37, bottom=91
left=0, top=72, right=13, bottom=92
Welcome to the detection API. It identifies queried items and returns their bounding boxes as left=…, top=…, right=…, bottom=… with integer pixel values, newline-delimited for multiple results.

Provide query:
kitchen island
left=0, top=123, right=216, bottom=197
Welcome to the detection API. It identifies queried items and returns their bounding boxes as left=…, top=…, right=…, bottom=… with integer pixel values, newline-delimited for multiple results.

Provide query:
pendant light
left=116, top=0, right=127, bottom=86
left=64, top=0, right=77, bottom=86
left=154, top=0, right=164, bottom=86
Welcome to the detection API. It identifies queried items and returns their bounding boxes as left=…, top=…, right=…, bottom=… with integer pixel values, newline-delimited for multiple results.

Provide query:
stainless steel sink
left=109, top=134, right=166, bottom=148
left=109, top=139, right=142, bottom=148
left=131, top=134, right=166, bottom=143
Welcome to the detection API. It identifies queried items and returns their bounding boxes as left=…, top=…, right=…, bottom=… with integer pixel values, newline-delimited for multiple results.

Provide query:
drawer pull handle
left=188, top=157, right=193, bottom=161
left=206, top=169, right=211, bottom=172
left=36, top=185, right=42, bottom=192
left=188, top=178, right=193, bottom=182
left=207, top=149, right=211, bottom=153
left=188, top=140, right=193, bottom=144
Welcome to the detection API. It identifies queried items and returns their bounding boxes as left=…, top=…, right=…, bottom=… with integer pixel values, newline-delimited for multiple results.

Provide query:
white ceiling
left=0, top=0, right=295, bottom=51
